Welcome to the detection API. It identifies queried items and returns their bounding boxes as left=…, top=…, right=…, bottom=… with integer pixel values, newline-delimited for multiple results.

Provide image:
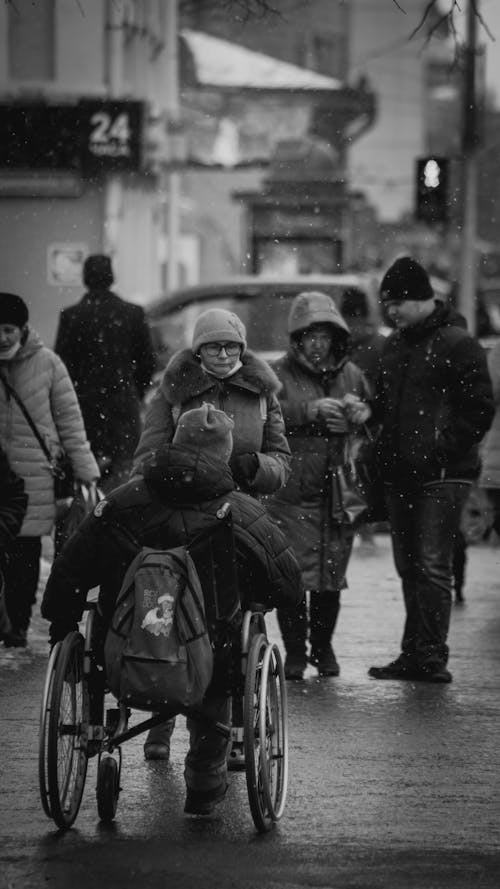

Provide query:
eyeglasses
left=202, top=342, right=241, bottom=357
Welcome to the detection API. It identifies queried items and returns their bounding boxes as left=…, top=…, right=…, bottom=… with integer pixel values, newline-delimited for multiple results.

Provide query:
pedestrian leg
left=309, top=589, right=341, bottom=676
left=277, top=596, right=308, bottom=680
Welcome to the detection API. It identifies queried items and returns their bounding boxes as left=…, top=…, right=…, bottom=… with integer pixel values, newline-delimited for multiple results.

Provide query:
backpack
left=104, top=545, right=214, bottom=711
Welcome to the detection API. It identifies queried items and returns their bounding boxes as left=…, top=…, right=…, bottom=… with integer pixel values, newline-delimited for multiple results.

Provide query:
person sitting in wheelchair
left=41, top=404, right=302, bottom=817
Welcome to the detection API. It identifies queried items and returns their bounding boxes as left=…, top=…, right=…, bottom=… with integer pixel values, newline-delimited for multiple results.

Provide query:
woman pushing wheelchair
left=41, top=404, right=302, bottom=818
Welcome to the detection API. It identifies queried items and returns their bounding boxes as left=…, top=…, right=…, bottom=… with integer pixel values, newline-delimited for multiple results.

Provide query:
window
left=8, top=0, right=55, bottom=81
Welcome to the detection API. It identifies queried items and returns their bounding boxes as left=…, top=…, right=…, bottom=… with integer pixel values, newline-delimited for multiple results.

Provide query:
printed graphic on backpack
left=104, top=546, right=214, bottom=710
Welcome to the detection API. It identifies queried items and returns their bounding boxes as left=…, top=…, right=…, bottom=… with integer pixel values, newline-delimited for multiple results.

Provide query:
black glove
left=229, top=452, right=259, bottom=486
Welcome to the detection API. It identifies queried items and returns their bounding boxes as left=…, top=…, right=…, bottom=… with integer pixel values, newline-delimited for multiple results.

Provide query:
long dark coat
left=266, top=346, right=371, bottom=592
left=132, top=349, right=291, bottom=495
left=54, top=288, right=155, bottom=464
left=41, top=445, right=303, bottom=633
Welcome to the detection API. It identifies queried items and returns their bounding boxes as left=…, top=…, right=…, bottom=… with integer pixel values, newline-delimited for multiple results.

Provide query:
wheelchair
left=38, top=503, right=289, bottom=834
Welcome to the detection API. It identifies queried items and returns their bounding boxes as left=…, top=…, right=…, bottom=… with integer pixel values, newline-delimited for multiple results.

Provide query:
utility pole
left=104, top=0, right=124, bottom=260
left=457, top=0, right=481, bottom=335
left=164, top=0, right=181, bottom=293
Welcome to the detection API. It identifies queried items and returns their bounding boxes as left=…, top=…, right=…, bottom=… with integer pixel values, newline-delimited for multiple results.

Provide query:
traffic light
left=415, top=156, right=449, bottom=224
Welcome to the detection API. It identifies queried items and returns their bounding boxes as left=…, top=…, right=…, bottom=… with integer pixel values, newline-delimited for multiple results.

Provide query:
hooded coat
left=132, top=349, right=291, bottom=495
left=54, top=288, right=155, bottom=464
left=266, top=297, right=371, bottom=592
left=374, top=303, right=494, bottom=489
left=41, top=444, right=303, bottom=631
left=0, top=327, right=99, bottom=536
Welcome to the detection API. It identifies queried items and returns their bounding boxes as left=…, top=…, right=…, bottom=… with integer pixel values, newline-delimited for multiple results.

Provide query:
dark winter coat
left=374, top=303, right=494, bottom=490
left=54, top=288, right=155, bottom=464
left=41, top=444, right=303, bottom=633
left=0, top=445, right=27, bottom=555
left=266, top=330, right=371, bottom=592
left=132, top=349, right=291, bottom=495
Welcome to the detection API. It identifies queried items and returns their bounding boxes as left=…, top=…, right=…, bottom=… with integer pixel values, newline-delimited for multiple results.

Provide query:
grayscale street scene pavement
left=1, top=532, right=499, bottom=889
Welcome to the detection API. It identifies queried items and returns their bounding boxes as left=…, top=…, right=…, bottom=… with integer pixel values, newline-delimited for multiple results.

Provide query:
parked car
left=146, top=272, right=382, bottom=369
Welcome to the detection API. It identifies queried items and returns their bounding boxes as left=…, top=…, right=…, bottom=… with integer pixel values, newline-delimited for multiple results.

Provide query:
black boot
left=309, top=589, right=341, bottom=677
left=277, top=598, right=308, bottom=680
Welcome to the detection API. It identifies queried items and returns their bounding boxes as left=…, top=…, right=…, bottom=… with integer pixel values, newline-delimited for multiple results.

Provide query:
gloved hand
left=230, top=452, right=259, bottom=486
left=342, top=394, right=372, bottom=426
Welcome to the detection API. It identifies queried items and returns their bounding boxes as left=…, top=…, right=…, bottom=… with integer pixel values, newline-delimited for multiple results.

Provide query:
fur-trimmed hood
left=161, top=348, right=282, bottom=405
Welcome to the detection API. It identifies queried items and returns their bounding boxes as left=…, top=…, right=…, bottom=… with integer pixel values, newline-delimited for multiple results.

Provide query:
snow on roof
left=181, top=29, right=343, bottom=91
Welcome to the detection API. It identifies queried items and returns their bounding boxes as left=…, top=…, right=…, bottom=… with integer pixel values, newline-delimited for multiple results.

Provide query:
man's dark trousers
left=387, top=482, right=470, bottom=667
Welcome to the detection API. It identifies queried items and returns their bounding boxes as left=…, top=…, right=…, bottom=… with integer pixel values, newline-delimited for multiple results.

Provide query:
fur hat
left=173, top=403, right=234, bottom=461
left=83, top=254, right=114, bottom=289
left=0, top=293, right=29, bottom=328
left=340, top=287, right=369, bottom=319
left=288, top=291, right=349, bottom=336
left=380, top=257, right=434, bottom=303
left=192, top=308, right=247, bottom=355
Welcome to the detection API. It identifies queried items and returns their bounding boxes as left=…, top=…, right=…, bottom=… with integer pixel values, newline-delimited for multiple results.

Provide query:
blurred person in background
left=267, top=291, right=372, bottom=681
left=0, top=292, right=99, bottom=648
left=55, top=254, right=155, bottom=493
left=340, top=286, right=387, bottom=552
left=340, top=287, right=387, bottom=391
left=478, top=339, right=500, bottom=543
left=0, top=444, right=28, bottom=643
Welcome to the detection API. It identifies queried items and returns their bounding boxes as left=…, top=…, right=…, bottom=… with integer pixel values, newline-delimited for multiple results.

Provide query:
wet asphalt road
left=1, top=533, right=499, bottom=888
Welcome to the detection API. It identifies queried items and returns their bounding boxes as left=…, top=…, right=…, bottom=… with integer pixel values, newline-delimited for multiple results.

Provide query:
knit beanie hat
left=288, top=291, right=349, bottom=336
left=0, top=293, right=29, bottom=328
left=380, top=257, right=434, bottom=303
left=83, top=254, right=114, bottom=289
left=192, top=308, right=247, bottom=355
left=173, top=403, right=234, bottom=462
left=340, top=287, right=369, bottom=319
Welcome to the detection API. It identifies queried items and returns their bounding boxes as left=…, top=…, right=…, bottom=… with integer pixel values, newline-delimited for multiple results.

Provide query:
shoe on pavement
left=284, top=656, right=306, bottom=681
left=416, top=663, right=452, bottom=683
left=144, top=741, right=170, bottom=761
left=310, top=647, right=340, bottom=677
left=227, top=741, right=245, bottom=772
left=368, top=657, right=418, bottom=681
left=184, top=783, right=228, bottom=816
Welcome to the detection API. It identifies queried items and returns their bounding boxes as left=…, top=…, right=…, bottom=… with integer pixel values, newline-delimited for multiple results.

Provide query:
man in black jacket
left=54, top=254, right=156, bottom=492
left=369, top=257, right=494, bottom=684
left=42, top=404, right=302, bottom=815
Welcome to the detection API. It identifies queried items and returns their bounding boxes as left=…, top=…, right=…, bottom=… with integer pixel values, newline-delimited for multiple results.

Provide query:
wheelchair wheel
left=96, top=752, right=121, bottom=823
left=39, top=642, right=61, bottom=818
left=259, top=643, right=288, bottom=821
left=244, top=633, right=282, bottom=832
left=46, top=632, right=89, bottom=829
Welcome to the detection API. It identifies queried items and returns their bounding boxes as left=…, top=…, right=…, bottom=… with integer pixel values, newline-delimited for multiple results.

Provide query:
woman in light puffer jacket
left=0, top=292, right=99, bottom=647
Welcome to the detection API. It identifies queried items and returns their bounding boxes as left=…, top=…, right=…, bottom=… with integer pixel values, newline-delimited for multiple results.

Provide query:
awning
left=181, top=29, right=343, bottom=91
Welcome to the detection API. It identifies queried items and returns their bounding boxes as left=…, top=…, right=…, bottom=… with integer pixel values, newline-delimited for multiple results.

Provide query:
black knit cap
left=0, top=292, right=29, bottom=327
left=380, top=257, right=434, bottom=303
left=83, top=254, right=114, bottom=289
left=340, top=287, right=369, bottom=319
